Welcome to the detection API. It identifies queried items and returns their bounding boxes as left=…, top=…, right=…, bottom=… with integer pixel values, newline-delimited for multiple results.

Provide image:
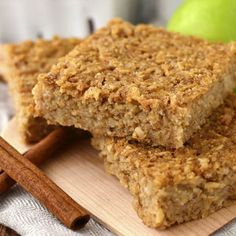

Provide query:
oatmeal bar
left=92, top=94, right=236, bottom=229
left=33, top=19, right=236, bottom=148
left=0, top=37, right=80, bottom=142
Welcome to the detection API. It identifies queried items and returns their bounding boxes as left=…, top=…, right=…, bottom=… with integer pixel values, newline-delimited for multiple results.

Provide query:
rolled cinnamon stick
left=0, top=136, right=90, bottom=230
left=0, top=224, right=18, bottom=236
left=0, top=128, right=75, bottom=193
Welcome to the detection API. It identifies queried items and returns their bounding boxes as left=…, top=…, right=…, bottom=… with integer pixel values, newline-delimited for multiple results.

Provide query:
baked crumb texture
left=0, top=37, right=80, bottom=142
left=33, top=19, right=236, bottom=148
left=92, top=94, right=236, bottom=229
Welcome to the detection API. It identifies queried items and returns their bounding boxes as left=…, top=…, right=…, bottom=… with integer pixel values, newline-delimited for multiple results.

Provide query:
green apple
left=167, top=0, right=236, bottom=43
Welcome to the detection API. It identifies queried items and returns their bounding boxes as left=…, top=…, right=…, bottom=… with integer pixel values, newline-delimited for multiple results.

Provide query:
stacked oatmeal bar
left=33, top=19, right=236, bottom=148
left=0, top=37, right=80, bottom=142
left=92, top=94, right=236, bottom=228
left=32, top=19, right=236, bottom=228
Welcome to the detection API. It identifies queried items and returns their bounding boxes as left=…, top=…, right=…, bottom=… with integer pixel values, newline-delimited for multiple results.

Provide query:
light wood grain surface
left=1, top=119, right=236, bottom=236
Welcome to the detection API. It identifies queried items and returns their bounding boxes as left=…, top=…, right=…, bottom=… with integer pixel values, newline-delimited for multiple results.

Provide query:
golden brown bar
left=92, top=94, right=236, bottom=229
left=33, top=19, right=236, bottom=148
left=0, top=37, right=80, bottom=142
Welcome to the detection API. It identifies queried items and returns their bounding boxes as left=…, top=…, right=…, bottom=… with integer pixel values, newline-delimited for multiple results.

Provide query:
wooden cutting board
left=1, top=119, right=236, bottom=236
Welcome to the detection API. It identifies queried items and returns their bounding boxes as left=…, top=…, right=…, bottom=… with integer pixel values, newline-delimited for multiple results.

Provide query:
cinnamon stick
left=0, top=128, right=76, bottom=193
left=0, top=224, right=18, bottom=236
left=0, top=136, right=90, bottom=230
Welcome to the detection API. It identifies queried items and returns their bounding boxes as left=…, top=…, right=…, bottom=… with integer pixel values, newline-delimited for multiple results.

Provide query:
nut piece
left=155, top=208, right=165, bottom=227
left=132, top=127, right=146, bottom=139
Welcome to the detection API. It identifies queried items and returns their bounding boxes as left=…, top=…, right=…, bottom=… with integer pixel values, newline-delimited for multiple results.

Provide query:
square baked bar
left=34, top=19, right=236, bottom=148
left=92, top=94, right=236, bottom=229
left=0, top=37, right=80, bottom=142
